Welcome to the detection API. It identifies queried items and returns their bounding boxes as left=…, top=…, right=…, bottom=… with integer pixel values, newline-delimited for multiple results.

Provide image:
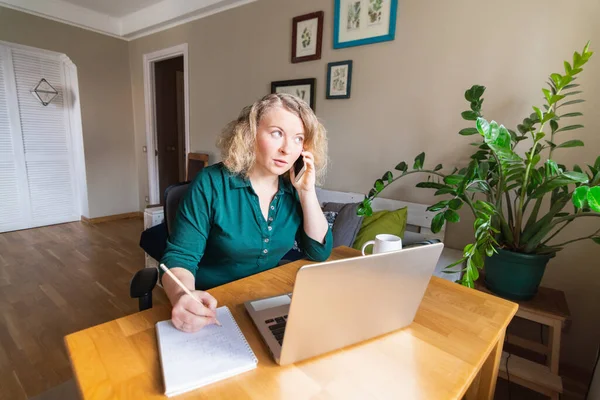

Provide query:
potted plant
left=358, top=42, right=600, bottom=299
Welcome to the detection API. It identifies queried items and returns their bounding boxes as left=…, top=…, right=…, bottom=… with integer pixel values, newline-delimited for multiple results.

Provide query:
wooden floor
left=0, top=219, right=169, bottom=399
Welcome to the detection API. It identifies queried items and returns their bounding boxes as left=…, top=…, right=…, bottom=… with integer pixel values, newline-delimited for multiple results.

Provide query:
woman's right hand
left=171, top=290, right=218, bottom=333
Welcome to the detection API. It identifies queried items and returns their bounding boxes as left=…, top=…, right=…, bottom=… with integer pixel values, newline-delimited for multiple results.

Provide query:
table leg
left=466, top=330, right=506, bottom=400
left=547, top=320, right=561, bottom=374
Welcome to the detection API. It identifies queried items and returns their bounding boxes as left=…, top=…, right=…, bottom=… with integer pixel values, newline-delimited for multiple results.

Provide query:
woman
left=161, top=93, right=332, bottom=333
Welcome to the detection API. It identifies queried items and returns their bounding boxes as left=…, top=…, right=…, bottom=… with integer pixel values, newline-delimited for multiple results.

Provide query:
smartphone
left=293, top=156, right=306, bottom=183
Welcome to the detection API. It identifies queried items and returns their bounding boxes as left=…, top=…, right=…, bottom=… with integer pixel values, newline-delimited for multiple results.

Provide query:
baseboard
left=81, top=212, right=142, bottom=224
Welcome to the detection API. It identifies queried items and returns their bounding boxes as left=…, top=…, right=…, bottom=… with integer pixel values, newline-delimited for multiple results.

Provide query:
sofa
left=281, top=188, right=464, bottom=283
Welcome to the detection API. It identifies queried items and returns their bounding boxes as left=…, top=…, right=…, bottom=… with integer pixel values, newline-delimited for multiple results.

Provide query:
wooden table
left=65, top=247, right=518, bottom=399
left=476, top=281, right=570, bottom=399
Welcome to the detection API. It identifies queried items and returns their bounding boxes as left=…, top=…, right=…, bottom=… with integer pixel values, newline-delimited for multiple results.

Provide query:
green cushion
left=352, top=207, right=408, bottom=254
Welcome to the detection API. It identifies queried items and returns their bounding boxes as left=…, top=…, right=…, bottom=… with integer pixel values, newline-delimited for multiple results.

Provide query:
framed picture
left=292, top=11, right=324, bottom=63
left=333, top=0, right=398, bottom=49
left=271, top=78, right=316, bottom=110
left=326, top=61, right=353, bottom=99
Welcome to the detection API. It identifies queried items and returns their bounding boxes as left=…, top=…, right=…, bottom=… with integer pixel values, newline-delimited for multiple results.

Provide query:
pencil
left=159, top=263, right=221, bottom=327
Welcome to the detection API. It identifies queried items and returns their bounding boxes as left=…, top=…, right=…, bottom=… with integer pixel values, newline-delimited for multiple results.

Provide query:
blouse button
left=263, top=249, right=268, bottom=254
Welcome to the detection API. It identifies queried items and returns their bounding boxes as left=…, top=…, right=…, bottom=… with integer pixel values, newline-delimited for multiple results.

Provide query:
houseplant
left=358, top=42, right=600, bottom=299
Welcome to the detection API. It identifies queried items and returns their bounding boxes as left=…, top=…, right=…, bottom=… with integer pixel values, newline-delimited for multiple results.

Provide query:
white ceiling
left=60, top=0, right=165, bottom=18
left=0, top=0, right=257, bottom=40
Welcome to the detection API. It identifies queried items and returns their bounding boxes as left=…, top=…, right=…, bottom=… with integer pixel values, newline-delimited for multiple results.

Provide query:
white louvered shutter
left=12, top=49, right=78, bottom=226
left=0, top=46, right=30, bottom=232
left=0, top=45, right=80, bottom=233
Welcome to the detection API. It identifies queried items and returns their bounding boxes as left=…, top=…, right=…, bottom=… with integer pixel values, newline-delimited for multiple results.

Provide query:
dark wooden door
left=155, top=56, right=185, bottom=204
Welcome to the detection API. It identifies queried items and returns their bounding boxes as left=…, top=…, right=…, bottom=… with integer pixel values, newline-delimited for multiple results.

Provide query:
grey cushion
left=322, top=202, right=364, bottom=248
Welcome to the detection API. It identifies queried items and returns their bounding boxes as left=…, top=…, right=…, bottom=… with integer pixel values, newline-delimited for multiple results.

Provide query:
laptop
left=244, top=243, right=444, bottom=365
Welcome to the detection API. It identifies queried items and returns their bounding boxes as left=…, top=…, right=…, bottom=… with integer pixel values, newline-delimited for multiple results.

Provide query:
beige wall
left=0, top=6, right=138, bottom=218
left=129, top=0, right=600, bottom=370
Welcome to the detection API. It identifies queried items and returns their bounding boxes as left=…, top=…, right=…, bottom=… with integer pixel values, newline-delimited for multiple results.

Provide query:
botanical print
left=368, top=0, right=383, bottom=25
left=347, top=1, right=361, bottom=30
left=296, top=88, right=307, bottom=100
left=301, top=26, right=311, bottom=49
left=296, top=18, right=317, bottom=57
left=330, top=66, right=348, bottom=95
left=276, top=85, right=311, bottom=104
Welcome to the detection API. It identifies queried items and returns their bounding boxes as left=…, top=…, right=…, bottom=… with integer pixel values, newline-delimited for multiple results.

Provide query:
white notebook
left=156, top=306, right=258, bottom=397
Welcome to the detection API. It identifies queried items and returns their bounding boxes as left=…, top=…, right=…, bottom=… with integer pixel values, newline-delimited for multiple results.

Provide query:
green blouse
left=161, top=163, right=333, bottom=290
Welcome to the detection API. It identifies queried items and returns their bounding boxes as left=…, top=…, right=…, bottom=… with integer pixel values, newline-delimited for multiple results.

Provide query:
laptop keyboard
left=265, top=315, right=287, bottom=346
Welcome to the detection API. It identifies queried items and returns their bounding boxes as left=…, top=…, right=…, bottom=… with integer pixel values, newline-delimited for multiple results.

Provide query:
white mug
left=361, top=234, right=403, bottom=256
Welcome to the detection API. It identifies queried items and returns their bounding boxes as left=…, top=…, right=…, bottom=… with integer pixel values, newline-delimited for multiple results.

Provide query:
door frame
left=143, top=43, right=190, bottom=205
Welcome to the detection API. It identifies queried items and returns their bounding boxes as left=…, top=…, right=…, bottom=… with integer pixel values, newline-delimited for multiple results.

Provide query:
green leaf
left=588, top=186, right=600, bottom=213
left=545, top=159, right=561, bottom=176
left=444, top=209, right=460, bottom=222
left=464, top=89, right=475, bottom=102
left=573, top=51, right=582, bottom=67
left=395, top=162, right=407, bottom=172
left=431, top=212, right=445, bottom=233
left=416, top=182, right=447, bottom=189
left=542, top=111, right=556, bottom=124
left=382, top=171, right=393, bottom=184
left=495, top=125, right=512, bottom=148
left=572, top=186, right=590, bottom=209
left=596, top=156, right=600, bottom=170
left=474, top=200, right=496, bottom=214
left=557, top=140, right=584, bottom=148
left=476, top=118, right=490, bottom=136
left=531, top=172, right=589, bottom=198
left=462, top=111, right=478, bottom=121
left=472, top=85, right=485, bottom=99
left=444, top=175, right=464, bottom=185
left=563, top=171, right=589, bottom=182
left=564, top=61, right=573, bottom=74
left=535, top=132, right=545, bottom=142
left=517, top=124, right=528, bottom=134
left=375, top=179, right=384, bottom=192
left=545, top=140, right=557, bottom=149
left=550, top=120, right=559, bottom=133
left=413, top=152, right=425, bottom=169
left=427, top=200, right=449, bottom=212
left=593, top=237, right=600, bottom=245
left=563, top=83, right=580, bottom=90
left=559, top=112, right=583, bottom=118
left=555, top=124, right=584, bottom=133
left=542, top=88, right=553, bottom=103
left=434, top=164, right=443, bottom=171
left=459, top=128, right=479, bottom=136
left=448, top=198, right=463, bottom=210
left=533, top=106, right=543, bottom=121
left=559, top=99, right=585, bottom=107
left=563, top=90, right=583, bottom=97
left=434, top=188, right=457, bottom=196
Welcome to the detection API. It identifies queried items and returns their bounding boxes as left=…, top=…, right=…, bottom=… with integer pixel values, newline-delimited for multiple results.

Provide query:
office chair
left=130, top=182, right=190, bottom=311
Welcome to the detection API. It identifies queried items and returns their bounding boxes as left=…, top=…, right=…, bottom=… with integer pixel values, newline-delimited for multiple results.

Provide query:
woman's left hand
left=291, top=151, right=316, bottom=193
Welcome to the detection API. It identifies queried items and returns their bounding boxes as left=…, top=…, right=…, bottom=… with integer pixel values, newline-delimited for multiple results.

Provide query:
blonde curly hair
left=217, top=93, right=328, bottom=184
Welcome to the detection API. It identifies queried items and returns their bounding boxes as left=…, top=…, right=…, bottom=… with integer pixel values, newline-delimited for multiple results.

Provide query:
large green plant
left=358, top=42, right=600, bottom=288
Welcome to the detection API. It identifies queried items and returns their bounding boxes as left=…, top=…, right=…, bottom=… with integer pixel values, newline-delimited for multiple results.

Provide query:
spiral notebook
left=156, top=306, right=258, bottom=397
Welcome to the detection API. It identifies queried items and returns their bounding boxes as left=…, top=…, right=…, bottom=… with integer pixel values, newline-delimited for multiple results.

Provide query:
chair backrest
left=187, top=153, right=209, bottom=181
left=163, top=182, right=190, bottom=236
